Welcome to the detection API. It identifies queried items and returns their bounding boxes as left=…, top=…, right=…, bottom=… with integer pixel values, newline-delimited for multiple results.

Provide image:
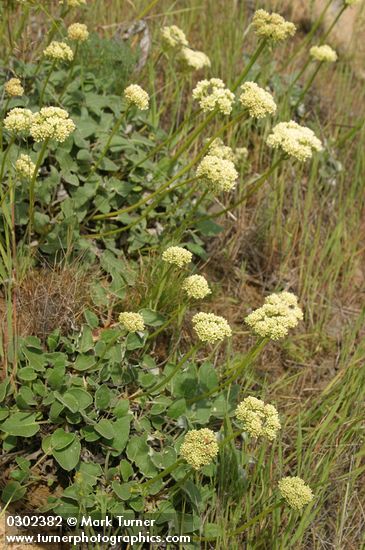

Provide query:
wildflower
left=192, top=312, right=232, bottom=343
left=266, top=121, right=323, bottom=161
left=310, top=44, right=337, bottom=63
left=192, top=78, right=235, bottom=115
left=278, top=477, right=314, bottom=511
left=67, top=22, right=89, bottom=42
left=245, top=291, right=303, bottom=340
left=178, top=47, right=211, bottom=71
left=196, top=154, right=238, bottom=193
left=161, top=25, right=189, bottom=49
left=162, top=246, right=192, bottom=268
left=4, top=78, right=24, bottom=97
left=124, top=84, right=149, bottom=110
left=207, top=138, right=235, bottom=161
left=118, top=312, right=145, bottom=333
left=180, top=429, right=219, bottom=469
left=30, top=107, right=75, bottom=142
left=252, top=9, right=296, bottom=42
left=235, top=396, right=281, bottom=441
left=182, top=275, right=211, bottom=300
left=15, top=154, right=37, bottom=179
left=43, top=41, right=74, bottom=62
left=4, top=108, right=34, bottom=135
left=239, top=82, right=277, bottom=118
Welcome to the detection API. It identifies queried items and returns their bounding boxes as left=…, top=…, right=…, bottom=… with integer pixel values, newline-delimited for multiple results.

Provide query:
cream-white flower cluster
left=4, top=108, right=34, bottom=134
left=178, top=47, right=211, bottom=71
left=30, top=107, right=76, bottom=142
left=235, top=396, right=281, bottom=441
left=67, top=22, right=89, bottom=42
left=252, top=9, right=296, bottom=42
left=245, top=291, right=303, bottom=340
left=118, top=312, right=145, bottom=333
left=124, top=84, right=150, bottom=110
left=43, top=41, right=74, bottom=62
left=239, top=82, right=277, bottom=118
left=161, top=25, right=210, bottom=72
left=15, top=154, right=37, bottom=180
left=207, top=138, right=235, bottom=161
left=182, top=275, right=211, bottom=299
left=161, top=25, right=189, bottom=49
left=196, top=153, right=238, bottom=193
left=4, top=107, right=75, bottom=143
left=310, top=44, right=337, bottom=63
left=180, top=429, right=219, bottom=469
left=192, top=78, right=235, bottom=115
left=278, top=477, right=314, bottom=511
left=4, top=78, right=24, bottom=97
left=192, top=312, right=232, bottom=343
left=266, top=121, right=323, bottom=161
left=162, top=246, right=192, bottom=268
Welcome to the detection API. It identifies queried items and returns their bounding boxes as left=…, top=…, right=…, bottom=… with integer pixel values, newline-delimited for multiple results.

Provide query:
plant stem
left=39, top=60, right=56, bottom=107
left=129, top=344, right=199, bottom=399
left=232, top=39, right=267, bottom=92
left=293, top=62, right=323, bottom=110
left=58, top=42, right=79, bottom=102
left=28, top=139, right=49, bottom=238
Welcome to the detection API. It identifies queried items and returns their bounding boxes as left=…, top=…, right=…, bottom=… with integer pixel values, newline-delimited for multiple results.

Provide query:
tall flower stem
left=58, top=43, right=79, bottom=102
left=232, top=39, right=267, bottom=92
left=90, top=110, right=248, bottom=226
left=293, top=62, right=323, bottom=110
left=199, top=155, right=284, bottom=223
left=187, top=338, right=268, bottom=405
left=281, top=0, right=333, bottom=70
left=28, top=139, right=49, bottom=238
left=129, top=344, right=200, bottom=400
left=39, top=60, right=56, bottom=107
left=0, top=137, right=15, bottom=185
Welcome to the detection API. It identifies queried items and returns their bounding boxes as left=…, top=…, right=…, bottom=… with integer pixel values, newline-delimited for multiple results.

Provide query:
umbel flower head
left=310, top=44, right=337, bottom=63
left=30, top=107, right=75, bottom=142
left=182, top=275, right=211, bottom=300
left=245, top=291, right=303, bottom=340
left=252, top=9, right=296, bottom=42
left=192, top=312, right=232, bottom=343
left=180, top=429, right=219, bottom=469
left=196, top=154, right=238, bottom=193
left=178, top=47, right=211, bottom=71
left=43, top=41, right=74, bottom=62
left=278, top=477, right=314, bottom=511
left=124, top=84, right=149, bottom=110
left=207, top=138, right=235, bottom=161
left=15, top=154, right=37, bottom=179
left=266, top=121, right=323, bottom=161
left=161, top=25, right=189, bottom=49
left=68, top=22, right=89, bottom=42
left=4, top=78, right=24, bottom=97
left=192, top=78, right=235, bottom=115
left=118, top=312, right=145, bottom=333
left=235, top=396, right=281, bottom=441
left=162, top=246, right=192, bottom=268
left=4, top=108, right=34, bottom=135
left=239, top=82, right=277, bottom=118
